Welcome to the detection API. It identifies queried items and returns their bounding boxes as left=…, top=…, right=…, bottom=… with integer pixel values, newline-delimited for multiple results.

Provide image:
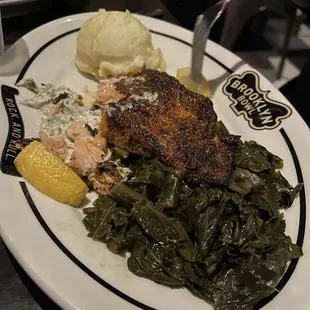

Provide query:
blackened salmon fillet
left=98, top=69, right=239, bottom=185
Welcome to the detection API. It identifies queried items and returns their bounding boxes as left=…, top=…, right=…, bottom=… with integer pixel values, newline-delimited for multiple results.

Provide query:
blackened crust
left=106, top=69, right=239, bottom=185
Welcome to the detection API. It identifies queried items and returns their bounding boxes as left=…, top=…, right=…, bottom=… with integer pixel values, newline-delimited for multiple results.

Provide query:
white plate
left=0, top=12, right=310, bottom=310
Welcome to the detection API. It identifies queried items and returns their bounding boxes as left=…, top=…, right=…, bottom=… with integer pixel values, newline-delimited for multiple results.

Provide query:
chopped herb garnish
left=91, top=104, right=102, bottom=111
left=85, top=124, right=98, bottom=137
left=52, top=92, right=69, bottom=104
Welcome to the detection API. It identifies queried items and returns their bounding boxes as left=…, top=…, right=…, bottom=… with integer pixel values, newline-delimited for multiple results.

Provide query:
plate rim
left=0, top=12, right=309, bottom=310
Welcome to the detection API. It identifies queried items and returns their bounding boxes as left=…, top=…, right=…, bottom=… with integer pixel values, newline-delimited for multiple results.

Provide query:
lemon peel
left=15, top=141, right=88, bottom=207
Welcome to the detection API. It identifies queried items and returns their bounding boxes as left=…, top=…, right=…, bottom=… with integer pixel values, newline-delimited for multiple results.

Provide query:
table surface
left=0, top=1, right=309, bottom=309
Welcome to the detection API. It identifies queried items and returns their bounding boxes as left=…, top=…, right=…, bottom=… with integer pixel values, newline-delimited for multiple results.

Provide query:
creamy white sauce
left=130, top=92, right=158, bottom=103
left=124, top=76, right=146, bottom=84
left=17, top=78, right=130, bottom=187
left=41, top=101, right=101, bottom=136
left=17, top=78, right=81, bottom=109
left=17, top=78, right=102, bottom=136
left=107, top=91, right=158, bottom=117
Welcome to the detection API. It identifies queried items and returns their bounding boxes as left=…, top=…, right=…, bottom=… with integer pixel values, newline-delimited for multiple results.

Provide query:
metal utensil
left=191, top=0, right=231, bottom=84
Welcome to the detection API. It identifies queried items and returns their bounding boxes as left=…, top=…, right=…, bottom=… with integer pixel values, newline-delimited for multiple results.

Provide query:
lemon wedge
left=176, top=67, right=212, bottom=97
left=15, top=141, right=88, bottom=207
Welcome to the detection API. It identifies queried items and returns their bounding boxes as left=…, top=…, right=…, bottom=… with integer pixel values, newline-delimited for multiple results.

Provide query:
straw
left=0, top=9, right=4, bottom=56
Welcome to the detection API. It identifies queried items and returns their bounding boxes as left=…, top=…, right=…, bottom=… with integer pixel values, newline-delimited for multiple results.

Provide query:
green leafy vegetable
left=128, top=240, right=185, bottom=287
left=108, top=183, right=149, bottom=205
left=216, top=121, right=230, bottom=136
left=132, top=199, right=193, bottom=260
left=193, top=199, right=228, bottom=258
left=234, top=141, right=283, bottom=172
left=228, top=168, right=263, bottom=195
left=129, top=159, right=175, bottom=189
left=82, top=139, right=302, bottom=310
left=178, top=186, right=223, bottom=231
left=155, top=172, right=183, bottom=210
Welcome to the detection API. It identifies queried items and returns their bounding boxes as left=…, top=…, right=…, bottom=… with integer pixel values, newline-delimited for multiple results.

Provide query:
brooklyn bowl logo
left=223, top=71, right=292, bottom=130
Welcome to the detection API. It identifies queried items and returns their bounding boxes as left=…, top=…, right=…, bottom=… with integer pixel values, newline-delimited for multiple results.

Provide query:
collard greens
left=83, top=131, right=302, bottom=310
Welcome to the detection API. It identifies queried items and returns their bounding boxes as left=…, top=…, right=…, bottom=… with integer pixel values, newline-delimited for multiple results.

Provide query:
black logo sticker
left=1, top=85, right=24, bottom=176
left=223, top=71, right=292, bottom=130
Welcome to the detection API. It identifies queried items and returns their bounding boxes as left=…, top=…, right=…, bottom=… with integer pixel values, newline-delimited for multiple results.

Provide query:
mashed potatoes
left=75, top=9, right=166, bottom=78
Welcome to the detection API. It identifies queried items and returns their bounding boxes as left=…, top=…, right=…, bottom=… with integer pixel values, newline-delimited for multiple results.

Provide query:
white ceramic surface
left=0, top=12, right=309, bottom=310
